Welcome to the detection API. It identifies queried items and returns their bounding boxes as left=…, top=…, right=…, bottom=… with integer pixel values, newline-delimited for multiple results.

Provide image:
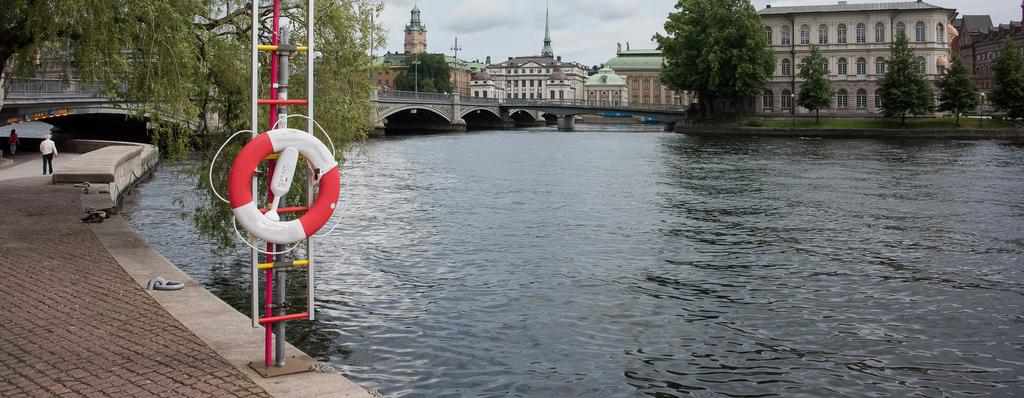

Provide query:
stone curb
left=83, top=190, right=374, bottom=398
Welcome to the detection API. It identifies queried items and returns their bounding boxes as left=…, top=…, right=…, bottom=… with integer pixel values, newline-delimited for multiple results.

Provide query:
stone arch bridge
left=1, top=80, right=687, bottom=136
left=373, top=90, right=688, bottom=134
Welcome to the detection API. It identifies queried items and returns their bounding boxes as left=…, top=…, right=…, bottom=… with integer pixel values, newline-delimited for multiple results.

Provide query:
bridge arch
left=378, top=105, right=452, bottom=123
left=459, top=107, right=501, bottom=121
left=377, top=104, right=457, bottom=133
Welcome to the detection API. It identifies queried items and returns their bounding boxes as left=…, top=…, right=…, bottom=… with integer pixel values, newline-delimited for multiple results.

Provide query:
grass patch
left=758, top=117, right=1014, bottom=129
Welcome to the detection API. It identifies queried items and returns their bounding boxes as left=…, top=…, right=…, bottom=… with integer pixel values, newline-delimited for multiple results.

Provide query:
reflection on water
left=124, top=126, right=1024, bottom=397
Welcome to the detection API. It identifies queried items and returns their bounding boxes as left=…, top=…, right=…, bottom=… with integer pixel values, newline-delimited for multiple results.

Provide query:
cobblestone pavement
left=0, top=177, right=271, bottom=398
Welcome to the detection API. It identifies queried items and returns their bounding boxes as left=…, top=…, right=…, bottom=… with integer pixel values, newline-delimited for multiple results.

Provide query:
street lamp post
left=980, top=92, right=986, bottom=128
left=791, top=93, right=796, bottom=128
left=450, top=37, right=462, bottom=96
left=412, top=57, right=421, bottom=93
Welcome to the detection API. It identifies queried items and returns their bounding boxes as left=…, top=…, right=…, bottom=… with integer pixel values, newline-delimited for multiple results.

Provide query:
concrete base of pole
left=557, top=116, right=576, bottom=131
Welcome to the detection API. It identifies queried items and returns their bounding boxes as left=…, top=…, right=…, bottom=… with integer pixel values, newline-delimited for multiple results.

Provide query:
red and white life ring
left=227, top=128, right=340, bottom=245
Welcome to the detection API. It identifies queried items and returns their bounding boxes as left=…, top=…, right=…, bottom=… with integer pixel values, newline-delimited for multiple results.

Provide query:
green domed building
left=584, top=67, right=629, bottom=106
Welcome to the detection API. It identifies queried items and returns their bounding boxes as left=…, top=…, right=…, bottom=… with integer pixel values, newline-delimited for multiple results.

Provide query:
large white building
left=758, top=1, right=956, bottom=116
left=470, top=4, right=587, bottom=102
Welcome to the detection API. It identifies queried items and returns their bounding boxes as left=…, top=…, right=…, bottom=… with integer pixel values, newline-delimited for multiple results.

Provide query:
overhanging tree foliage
left=877, top=34, right=934, bottom=124
left=936, top=56, right=980, bottom=126
left=797, top=46, right=833, bottom=124
left=394, top=53, right=452, bottom=93
left=654, top=0, right=774, bottom=119
left=990, top=39, right=1024, bottom=119
left=2, top=0, right=385, bottom=248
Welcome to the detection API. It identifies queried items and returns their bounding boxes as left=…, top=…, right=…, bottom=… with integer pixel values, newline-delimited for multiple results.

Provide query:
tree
left=394, top=53, right=452, bottom=93
left=989, top=39, right=1024, bottom=120
left=797, top=46, right=833, bottom=124
left=877, top=34, right=934, bottom=124
left=4, top=1, right=385, bottom=247
left=936, top=56, right=980, bottom=126
left=2, top=0, right=383, bottom=152
left=654, top=0, right=775, bottom=119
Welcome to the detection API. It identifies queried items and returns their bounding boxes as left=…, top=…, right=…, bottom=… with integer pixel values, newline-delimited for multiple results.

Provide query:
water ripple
left=124, top=129, right=1024, bottom=397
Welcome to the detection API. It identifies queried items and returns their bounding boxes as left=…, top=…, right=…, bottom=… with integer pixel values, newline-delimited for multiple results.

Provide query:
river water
left=122, top=126, right=1024, bottom=397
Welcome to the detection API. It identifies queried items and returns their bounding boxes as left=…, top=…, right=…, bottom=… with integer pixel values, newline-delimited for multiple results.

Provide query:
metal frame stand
left=246, top=0, right=318, bottom=378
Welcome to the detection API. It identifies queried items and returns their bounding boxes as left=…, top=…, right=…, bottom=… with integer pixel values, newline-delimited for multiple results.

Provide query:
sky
left=377, top=0, right=1019, bottom=67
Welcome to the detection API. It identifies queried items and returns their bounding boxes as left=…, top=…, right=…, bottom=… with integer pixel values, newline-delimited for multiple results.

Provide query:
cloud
left=440, top=0, right=519, bottom=35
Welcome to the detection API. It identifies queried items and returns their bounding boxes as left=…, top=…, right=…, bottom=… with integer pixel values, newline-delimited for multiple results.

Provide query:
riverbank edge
left=76, top=161, right=375, bottom=397
left=675, top=125, right=1024, bottom=140
left=86, top=196, right=375, bottom=398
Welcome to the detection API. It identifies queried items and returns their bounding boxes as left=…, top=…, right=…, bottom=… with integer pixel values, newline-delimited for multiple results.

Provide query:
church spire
left=407, top=3, right=424, bottom=31
left=541, top=1, right=554, bottom=57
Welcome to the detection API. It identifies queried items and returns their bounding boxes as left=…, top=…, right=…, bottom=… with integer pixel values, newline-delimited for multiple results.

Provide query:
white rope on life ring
left=227, top=128, right=341, bottom=245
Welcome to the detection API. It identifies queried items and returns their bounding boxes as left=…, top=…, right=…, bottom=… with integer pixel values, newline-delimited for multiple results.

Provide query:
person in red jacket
left=8, top=129, right=18, bottom=155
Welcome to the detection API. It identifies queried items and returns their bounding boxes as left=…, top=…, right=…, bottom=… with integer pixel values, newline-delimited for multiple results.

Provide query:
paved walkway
left=0, top=153, right=83, bottom=181
left=0, top=177, right=271, bottom=398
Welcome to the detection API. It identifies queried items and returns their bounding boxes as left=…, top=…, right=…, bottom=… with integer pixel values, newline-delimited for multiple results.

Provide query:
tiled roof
left=759, top=1, right=950, bottom=15
left=960, top=15, right=994, bottom=33
left=495, top=56, right=558, bottom=67
left=605, top=56, right=664, bottom=71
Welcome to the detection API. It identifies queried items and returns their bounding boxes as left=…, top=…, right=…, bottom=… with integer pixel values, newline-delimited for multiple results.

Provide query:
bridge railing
left=461, top=96, right=500, bottom=106
left=377, top=89, right=451, bottom=102
left=4, top=78, right=104, bottom=99
left=503, top=99, right=687, bottom=113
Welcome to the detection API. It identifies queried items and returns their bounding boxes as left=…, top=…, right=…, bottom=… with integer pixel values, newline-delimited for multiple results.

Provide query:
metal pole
left=274, top=26, right=291, bottom=368
left=265, top=0, right=283, bottom=369
left=413, top=58, right=420, bottom=93
left=307, top=0, right=316, bottom=324
left=451, top=37, right=462, bottom=95
left=249, top=0, right=260, bottom=331
left=980, top=93, right=985, bottom=128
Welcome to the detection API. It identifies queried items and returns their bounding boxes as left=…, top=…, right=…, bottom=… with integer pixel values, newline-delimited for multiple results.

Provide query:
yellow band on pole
left=257, top=260, right=311, bottom=270
left=257, top=45, right=309, bottom=52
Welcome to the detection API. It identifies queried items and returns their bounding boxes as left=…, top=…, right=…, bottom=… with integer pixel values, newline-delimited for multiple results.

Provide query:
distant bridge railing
left=461, top=96, right=500, bottom=106
left=4, top=78, right=104, bottom=99
left=377, top=89, right=451, bottom=103
left=503, top=99, right=687, bottom=113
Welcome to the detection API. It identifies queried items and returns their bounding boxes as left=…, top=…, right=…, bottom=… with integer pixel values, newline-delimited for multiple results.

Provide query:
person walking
left=39, top=134, right=57, bottom=175
left=8, top=129, right=18, bottom=155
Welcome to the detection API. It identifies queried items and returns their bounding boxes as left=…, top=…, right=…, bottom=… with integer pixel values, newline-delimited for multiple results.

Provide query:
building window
left=837, top=89, right=849, bottom=108
left=818, top=24, right=829, bottom=44
left=916, top=56, right=926, bottom=73
left=837, top=24, right=848, bottom=44
left=782, top=58, right=792, bottom=76
left=896, top=22, right=906, bottom=38
left=632, top=80, right=639, bottom=89
left=856, top=57, right=867, bottom=75
left=529, top=80, right=534, bottom=87
left=763, top=90, right=774, bottom=109
left=781, top=89, right=792, bottom=109
left=838, top=58, right=848, bottom=75
left=856, top=89, right=867, bottom=109
left=559, top=90, right=564, bottom=100
left=550, top=90, right=555, bottom=99
left=915, top=22, right=926, bottom=42
left=875, top=57, right=886, bottom=75
left=875, top=90, right=883, bottom=109
left=765, top=26, right=773, bottom=44
left=856, top=23, right=866, bottom=43
left=875, top=22, right=885, bottom=43
left=800, top=25, right=810, bottom=44
left=781, top=25, right=791, bottom=45
left=474, top=91, right=479, bottom=97
left=937, top=23, right=944, bottom=43
left=530, top=93, right=534, bottom=99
